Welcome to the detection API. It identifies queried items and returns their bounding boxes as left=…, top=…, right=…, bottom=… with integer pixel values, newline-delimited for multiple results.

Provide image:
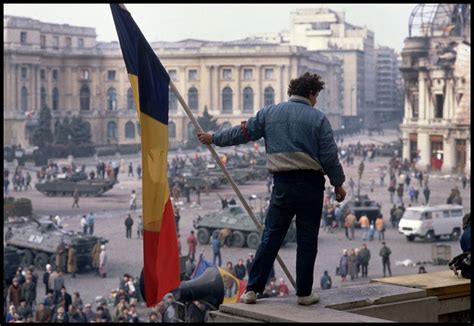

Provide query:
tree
left=70, top=116, right=92, bottom=145
left=198, top=106, right=220, bottom=132
left=54, top=117, right=70, bottom=145
left=32, top=106, right=53, bottom=148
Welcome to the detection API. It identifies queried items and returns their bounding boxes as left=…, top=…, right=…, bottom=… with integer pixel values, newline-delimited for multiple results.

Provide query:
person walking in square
left=72, top=187, right=80, bottom=208
left=379, top=242, right=392, bottom=277
left=187, top=230, right=198, bottom=261
left=375, top=214, right=385, bottom=241
left=359, top=243, right=371, bottom=278
left=211, top=231, right=222, bottom=267
left=125, top=214, right=134, bottom=239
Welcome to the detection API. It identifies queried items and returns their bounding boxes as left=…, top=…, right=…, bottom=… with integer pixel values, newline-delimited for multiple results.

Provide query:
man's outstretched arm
left=197, top=108, right=266, bottom=146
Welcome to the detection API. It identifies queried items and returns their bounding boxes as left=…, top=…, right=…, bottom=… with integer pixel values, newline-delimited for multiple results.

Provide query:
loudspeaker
left=172, top=266, right=224, bottom=309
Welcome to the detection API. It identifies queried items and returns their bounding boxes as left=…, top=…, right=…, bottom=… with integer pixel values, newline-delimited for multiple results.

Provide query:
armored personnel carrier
left=193, top=206, right=296, bottom=249
left=5, top=217, right=108, bottom=271
left=340, top=194, right=382, bottom=224
left=35, top=171, right=117, bottom=197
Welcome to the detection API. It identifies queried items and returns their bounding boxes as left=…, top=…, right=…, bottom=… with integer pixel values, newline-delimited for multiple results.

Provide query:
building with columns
left=3, top=15, right=343, bottom=148
left=399, top=4, right=470, bottom=174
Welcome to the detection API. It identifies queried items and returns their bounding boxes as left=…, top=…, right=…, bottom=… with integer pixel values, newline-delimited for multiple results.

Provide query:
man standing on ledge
left=198, top=72, right=346, bottom=305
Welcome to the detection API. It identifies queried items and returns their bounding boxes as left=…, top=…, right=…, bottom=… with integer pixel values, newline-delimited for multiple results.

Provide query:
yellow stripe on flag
left=140, top=112, right=170, bottom=232
left=128, top=74, right=141, bottom=117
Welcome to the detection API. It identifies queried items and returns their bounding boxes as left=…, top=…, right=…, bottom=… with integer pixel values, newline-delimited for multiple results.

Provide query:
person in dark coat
left=379, top=242, right=392, bottom=277
left=125, top=214, right=134, bottom=239
left=43, top=264, right=52, bottom=295
left=339, top=249, right=349, bottom=282
left=211, top=232, right=222, bottom=267
left=234, top=258, right=247, bottom=280
left=57, top=286, right=72, bottom=313
left=7, top=278, right=22, bottom=308
left=21, top=275, right=36, bottom=307
left=246, top=253, right=255, bottom=273
left=359, top=244, right=371, bottom=278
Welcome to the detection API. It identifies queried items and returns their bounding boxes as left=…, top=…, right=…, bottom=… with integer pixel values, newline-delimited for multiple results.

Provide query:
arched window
left=127, top=88, right=135, bottom=111
left=21, top=87, right=28, bottom=112
left=222, top=87, right=233, bottom=112
left=168, top=121, right=176, bottom=139
left=221, top=121, right=232, bottom=130
left=80, top=85, right=90, bottom=111
left=52, top=88, right=59, bottom=111
left=40, top=87, right=47, bottom=110
left=188, top=87, right=199, bottom=111
left=264, top=87, right=275, bottom=106
left=125, top=121, right=135, bottom=139
left=187, top=121, right=195, bottom=140
left=243, top=87, right=254, bottom=112
left=107, top=121, right=117, bottom=139
left=169, top=90, right=178, bottom=111
left=107, top=88, right=117, bottom=111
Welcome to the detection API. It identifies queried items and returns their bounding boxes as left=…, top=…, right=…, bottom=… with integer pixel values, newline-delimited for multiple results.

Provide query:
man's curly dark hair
left=287, top=72, right=325, bottom=98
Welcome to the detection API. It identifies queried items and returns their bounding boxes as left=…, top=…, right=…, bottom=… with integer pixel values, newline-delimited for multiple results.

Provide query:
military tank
left=35, top=171, right=117, bottom=197
left=5, top=217, right=108, bottom=271
left=192, top=206, right=296, bottom=249
left=340, top=194, right=382, bottom=224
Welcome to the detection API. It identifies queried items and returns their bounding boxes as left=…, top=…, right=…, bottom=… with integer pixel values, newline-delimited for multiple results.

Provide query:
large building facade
left=399, top=4, right=470, bottom=174
left=3, top=15, right=343, bottom=148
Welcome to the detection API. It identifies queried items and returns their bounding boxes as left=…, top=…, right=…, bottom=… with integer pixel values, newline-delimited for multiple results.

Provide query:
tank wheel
left=49, top=254, right=57, bottom=270
left=406, top=235, right=415, bottom=242
left=246, top=232, right=261, bottom=250
left=22, top=249, right=34, bottom=267
left=450, top=228, right=461, bottom=241
left=34, top=253, right=50, bottom=269
left=197, top=228, right=210, bottom=245
left=231, top=231, right=246, bottom=248
left=425, top=231, right=435, bottom=242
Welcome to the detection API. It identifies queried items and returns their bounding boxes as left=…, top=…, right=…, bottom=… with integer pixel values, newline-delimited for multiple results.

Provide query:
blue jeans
left=247, top=173, right=325, bottom=297
left=213, top=252, right=222, bottom=267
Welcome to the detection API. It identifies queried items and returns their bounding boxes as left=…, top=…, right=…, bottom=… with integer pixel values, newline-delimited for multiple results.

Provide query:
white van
left=398, top=205, right=464, bottom=242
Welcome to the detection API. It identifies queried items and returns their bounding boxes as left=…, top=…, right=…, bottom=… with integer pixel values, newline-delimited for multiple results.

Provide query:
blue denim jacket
left=212, top=95, right=345, bottom=187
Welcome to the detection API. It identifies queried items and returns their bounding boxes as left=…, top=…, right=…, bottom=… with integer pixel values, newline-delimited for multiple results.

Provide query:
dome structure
left=408, top=4, right=470, bottom=39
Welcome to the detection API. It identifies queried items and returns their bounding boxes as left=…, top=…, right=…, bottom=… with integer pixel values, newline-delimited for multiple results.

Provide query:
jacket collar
left=288, top=95, right=313, bottom=107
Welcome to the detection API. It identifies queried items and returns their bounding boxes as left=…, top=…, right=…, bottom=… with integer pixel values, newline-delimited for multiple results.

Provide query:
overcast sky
left=4, top=3, right=417, bottom=52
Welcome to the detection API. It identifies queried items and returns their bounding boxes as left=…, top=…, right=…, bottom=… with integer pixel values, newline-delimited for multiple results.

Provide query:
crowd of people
left=4, top=264, right=168, bottom=323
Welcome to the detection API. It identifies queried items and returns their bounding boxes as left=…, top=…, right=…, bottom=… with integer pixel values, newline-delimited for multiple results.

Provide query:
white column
left=442, top=135, right=455, bottom=174
left=256, top=65, right=262, bottom=108
left=235, top=65, right=241, bottom=113
left=417, top=132, right=431, bottom=171
left=280, top=65, right=286, bottom=102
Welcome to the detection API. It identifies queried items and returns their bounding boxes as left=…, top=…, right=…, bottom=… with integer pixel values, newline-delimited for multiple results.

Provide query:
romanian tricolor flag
left=218, top=267, right=247, bottom=304
left=110, top=4, right=180, bottom=307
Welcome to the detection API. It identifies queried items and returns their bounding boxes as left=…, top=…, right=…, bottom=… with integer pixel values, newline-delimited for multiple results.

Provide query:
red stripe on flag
left=143, top=198, right=180, bottom=307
